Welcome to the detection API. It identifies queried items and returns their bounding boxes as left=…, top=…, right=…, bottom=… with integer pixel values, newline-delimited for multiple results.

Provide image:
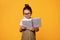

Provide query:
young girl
left=19, top=4, right=39, bottom=40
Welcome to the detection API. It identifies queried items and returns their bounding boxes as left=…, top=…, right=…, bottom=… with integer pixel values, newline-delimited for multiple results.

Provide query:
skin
left=20, top=9, right=39, bottom=32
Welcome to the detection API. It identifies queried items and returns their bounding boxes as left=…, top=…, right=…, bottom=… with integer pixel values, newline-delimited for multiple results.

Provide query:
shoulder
left=20, top=18, right=25, bottom=21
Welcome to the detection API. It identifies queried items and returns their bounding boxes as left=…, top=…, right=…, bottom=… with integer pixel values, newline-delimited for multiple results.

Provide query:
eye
left=24, top=13, right=30, bottom=15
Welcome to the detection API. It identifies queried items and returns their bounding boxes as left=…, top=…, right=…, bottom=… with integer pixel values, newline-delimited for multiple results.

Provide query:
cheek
left=29, top=14, right=31, bottom=16
left=28, top=14, right=31, bottom=16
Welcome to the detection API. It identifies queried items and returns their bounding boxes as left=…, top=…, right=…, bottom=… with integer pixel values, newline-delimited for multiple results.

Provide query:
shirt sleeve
left=19, top=20, right=23, bottom=26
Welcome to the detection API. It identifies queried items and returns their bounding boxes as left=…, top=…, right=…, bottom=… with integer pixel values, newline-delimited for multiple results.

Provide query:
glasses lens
left=24, top=13, right=30, bottom=15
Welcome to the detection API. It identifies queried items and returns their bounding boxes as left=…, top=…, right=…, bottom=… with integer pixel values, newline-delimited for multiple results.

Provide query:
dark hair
left=23, top=4, right=32, bottom=14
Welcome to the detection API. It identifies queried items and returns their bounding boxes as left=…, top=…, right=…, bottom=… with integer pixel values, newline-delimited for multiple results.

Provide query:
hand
left=35, top=27, right=39, bottom=32
left=29, top=27, right=35, bottom=31
left=21, top=25, right=26, bottom=29
left=20, top=25, right=26, bottom=32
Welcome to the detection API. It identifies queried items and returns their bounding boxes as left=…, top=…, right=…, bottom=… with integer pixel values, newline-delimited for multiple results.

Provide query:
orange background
left=0, top=0, right=60, bottom=40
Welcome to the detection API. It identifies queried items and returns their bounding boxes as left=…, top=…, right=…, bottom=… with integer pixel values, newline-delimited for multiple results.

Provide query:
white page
left=22, top=20, right=32, bottom=29
left=32, top=18, right=41, bottom=27
left=22, top=18, right=41, bottom=29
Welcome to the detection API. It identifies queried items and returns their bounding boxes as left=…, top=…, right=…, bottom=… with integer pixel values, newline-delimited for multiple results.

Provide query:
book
left=32, top=18, right=41, bottom=27
left=22, top=19, right=32, bottom=29
left=22, top=18, right=41, bottom=29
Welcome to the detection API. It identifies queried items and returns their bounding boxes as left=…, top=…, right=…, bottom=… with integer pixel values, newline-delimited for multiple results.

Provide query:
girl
left=19, top=4, right=39, bottom=40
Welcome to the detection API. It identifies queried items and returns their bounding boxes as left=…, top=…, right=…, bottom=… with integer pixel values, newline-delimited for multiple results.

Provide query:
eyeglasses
left=24, top=13, right=30, bottom=15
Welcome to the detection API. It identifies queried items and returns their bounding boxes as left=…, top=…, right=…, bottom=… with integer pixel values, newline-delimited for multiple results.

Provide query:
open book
left=22, top=18, right=41, bottom=29
left=32, top=18, right=41, bottom=27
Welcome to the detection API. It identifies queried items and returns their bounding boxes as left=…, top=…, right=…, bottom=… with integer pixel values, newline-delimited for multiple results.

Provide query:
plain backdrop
left=0, top=0, right=60, bottom=40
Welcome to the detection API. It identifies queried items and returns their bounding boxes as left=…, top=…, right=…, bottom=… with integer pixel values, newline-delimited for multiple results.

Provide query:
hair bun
left=25, top=4, right=29, bottom=7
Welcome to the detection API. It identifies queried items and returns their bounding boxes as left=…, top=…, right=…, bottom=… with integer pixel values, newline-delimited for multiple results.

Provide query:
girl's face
left=23, top=9, right=31, bottom=19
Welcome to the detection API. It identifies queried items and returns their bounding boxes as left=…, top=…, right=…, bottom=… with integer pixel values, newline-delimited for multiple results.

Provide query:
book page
left=32, top=18, right=41, bottom=27
left=22, top=20, right=32, bottom=29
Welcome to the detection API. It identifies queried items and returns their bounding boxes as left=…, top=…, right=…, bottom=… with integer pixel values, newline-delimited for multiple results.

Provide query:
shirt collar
left=24, top=17, right=32, bottom=19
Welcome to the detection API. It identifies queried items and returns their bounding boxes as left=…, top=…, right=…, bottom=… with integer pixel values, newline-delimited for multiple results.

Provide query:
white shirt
left=19, top=17, right=32, bottom=26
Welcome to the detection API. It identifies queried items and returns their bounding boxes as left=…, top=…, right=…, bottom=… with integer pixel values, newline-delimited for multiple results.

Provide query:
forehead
left=24, top=9, right=30, bottom=13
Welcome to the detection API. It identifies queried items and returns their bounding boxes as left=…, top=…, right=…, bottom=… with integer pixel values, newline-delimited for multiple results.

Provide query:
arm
left=20, top=26, right=22, bottom=32
left=20, top=25, right=26, bottom=32
left=19, top=20, right=26, bottom=32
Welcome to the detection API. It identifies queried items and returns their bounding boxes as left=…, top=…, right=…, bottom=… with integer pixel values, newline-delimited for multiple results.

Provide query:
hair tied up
left=25, top=4, right=29, bottom=7
left=23, top=4, right=32, bottom=14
